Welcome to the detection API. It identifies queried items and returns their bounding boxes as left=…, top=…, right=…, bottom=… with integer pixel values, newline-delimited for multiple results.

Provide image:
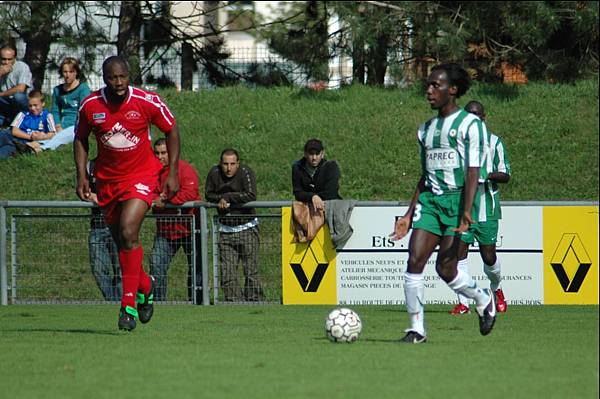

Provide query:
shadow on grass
left=2, top=328, right=121, bottom=336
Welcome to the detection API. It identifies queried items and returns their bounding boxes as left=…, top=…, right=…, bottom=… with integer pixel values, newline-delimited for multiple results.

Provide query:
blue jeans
left=0, top=93, right=28, bottom=126
left=150, top=235, right=202, bottom=303
left=88, top=227, right=122, bottom=301
left=0, top=128, right=17, bottom=159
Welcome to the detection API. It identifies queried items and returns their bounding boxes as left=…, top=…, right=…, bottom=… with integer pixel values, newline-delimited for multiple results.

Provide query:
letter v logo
left=290, top=245, right=329, bottom=292
left=550, top=234, right=592, bottom=293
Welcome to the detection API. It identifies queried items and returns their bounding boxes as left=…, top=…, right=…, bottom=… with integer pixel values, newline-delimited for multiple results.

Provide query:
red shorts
left=96, top=176, right=158, bottom=226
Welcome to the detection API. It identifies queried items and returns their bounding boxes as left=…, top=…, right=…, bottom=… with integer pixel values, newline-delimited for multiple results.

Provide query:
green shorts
left=412, top=190, right=479, bottom=237
left=460, top=219, right=499, bottom=245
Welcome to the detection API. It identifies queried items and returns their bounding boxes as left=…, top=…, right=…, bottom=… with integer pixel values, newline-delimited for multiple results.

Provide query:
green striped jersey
left=478, top=133, right=511, bottom=221
left=418, top=109, right=488, bottom=195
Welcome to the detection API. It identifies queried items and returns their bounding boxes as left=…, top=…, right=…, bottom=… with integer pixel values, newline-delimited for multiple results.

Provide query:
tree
left=256, top=1, right=330, bottom=82
left=0, top=1, right=110, bottom=90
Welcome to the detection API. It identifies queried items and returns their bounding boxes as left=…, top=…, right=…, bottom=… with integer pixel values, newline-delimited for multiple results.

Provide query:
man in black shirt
left=292, top=138, right=341, bottom=210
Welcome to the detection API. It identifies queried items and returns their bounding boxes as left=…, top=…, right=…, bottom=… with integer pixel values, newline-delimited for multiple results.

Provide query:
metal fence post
left=199, top=205, right=210, bottom=306
left=1, top=204, right=7, bottom=306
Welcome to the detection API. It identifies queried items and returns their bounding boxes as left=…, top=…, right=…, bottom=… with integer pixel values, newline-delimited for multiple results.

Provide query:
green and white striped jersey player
left=414, top=107, right=489, bottom=235
left=392, top=64, right=497, bottom=344
left=451, top=100, right=511, bottom=315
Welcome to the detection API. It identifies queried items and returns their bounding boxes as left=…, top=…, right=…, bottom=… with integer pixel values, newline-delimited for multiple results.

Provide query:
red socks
left=119, top=246, right=150, bottom=308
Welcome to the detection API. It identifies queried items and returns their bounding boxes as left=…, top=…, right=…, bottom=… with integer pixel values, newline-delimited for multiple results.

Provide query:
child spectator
left=0, top=89, right=56, bottom=159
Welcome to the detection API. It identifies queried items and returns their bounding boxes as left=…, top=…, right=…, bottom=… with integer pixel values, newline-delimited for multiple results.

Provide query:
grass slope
left=0, top=80, right=598, bottom=201
left=0, top=305, right=598, bottom=399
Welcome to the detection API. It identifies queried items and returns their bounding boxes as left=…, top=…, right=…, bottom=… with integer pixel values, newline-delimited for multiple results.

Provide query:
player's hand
left=76, top=176, right=92, bottom=202
left=390, top=216, right=411, bottom=241
left=453, top=212, right=474, bottom=234
left=164, top=173, right=179, bottom=199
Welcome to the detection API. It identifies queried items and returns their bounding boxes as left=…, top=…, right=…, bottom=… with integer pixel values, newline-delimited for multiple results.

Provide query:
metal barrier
left=3, top=200, right=597, bottom=306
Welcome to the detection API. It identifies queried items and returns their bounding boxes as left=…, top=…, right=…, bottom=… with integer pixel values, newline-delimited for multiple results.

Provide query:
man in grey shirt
left=0, top=43, right=32, bottom=126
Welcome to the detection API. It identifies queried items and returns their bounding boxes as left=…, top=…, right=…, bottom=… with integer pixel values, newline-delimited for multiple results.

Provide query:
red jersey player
left=74, top=56, right=180, bottom=331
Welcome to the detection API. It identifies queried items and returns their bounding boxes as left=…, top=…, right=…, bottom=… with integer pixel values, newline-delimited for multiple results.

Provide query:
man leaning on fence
left=205, top=148, right=264, bottom=302
left=150, top=138, right=203, bottom=304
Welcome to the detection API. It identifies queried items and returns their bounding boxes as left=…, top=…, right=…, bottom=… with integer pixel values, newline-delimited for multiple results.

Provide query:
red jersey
left=75, top=86, right=176, bottom=182
left=154, top=160, right=201, bottom=240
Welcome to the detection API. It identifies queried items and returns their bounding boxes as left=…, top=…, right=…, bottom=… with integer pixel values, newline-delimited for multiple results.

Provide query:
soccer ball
left=325, top=308, right=362, bottom=343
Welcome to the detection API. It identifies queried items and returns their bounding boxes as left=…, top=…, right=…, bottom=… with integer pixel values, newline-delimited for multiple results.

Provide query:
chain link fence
left=0, top=201, right=285, bottom=305
left=40, top=45, right=311, bottom=94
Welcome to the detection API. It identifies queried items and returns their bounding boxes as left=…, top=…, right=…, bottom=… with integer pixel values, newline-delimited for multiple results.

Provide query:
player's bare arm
left=488, top=171, right=510, bottom=184
left=454, top=166, right=480, bottom=233
left=164, top=125, right=181, bottom=198
left=73, top=136, right=91, bottom=201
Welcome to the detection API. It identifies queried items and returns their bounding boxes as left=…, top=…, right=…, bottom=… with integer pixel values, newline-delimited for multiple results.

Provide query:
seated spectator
left=291, top=138, right=354, bottom=248
left=292, top=138, right=341, bottom=210
left=150, top=138, right=203, bottom=303
left=0, top=89, right=55, bottom=159
left=0, top=43, right=31, bottom=127
left=205, top=148, right=264, bottom=302
left=38, top=57, right=91, bottom=151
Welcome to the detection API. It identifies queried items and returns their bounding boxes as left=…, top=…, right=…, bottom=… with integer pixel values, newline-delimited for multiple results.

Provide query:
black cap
left=304, top=138, right=323, bottom=153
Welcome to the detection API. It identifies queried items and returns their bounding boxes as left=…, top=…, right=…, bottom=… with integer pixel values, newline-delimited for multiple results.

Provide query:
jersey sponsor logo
left=425, top=148, right=459, bottom=170
left=125, top=110, right=141, bottom=120
left=93, top=112, right=106, bottom=122
left=134, top=183, right=151, bottom=196
left=100, top=122, right=140, bottom=150
left=449, top=129, right=457, bottom=137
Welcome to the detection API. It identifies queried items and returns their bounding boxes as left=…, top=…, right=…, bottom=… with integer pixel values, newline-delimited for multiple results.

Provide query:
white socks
left=456, top=258, right=470, bottom=306
left=447, top=268, right=488, bottom=309
left=484, top=259, right=502, bottom=291
left=404, top=272, right=425, bottom=336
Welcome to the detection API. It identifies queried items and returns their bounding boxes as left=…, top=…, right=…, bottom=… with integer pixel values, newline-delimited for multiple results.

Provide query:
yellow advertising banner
left=281, top=207, right=337, bottom=304
left=543, top=206, right=599, bottom=304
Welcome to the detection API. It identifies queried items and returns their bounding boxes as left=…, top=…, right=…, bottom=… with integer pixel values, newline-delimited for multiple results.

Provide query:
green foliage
left=0, top=81, right=598, bottom=201
left=0, top=305, right=598, bottom=398
left=256, top=1, right=330, bottom=81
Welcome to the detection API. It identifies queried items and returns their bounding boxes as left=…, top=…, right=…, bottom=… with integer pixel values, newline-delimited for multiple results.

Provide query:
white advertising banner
left=336, top=206, right=544, bottom=305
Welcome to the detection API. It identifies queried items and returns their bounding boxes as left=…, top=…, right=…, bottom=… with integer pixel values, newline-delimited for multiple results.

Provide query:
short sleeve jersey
left=417, top=108, right=488, bottom=195
left=75, top=86, right=175, bottom=182
left=478, top=133, right=511, bottom=221
left=11, top=109, right=56, bottom=134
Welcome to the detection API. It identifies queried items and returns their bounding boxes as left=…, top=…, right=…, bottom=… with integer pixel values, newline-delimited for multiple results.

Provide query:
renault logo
left=550, top=234, right=592, bottom=293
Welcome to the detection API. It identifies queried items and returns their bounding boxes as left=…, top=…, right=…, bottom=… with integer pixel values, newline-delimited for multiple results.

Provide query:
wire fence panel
left=9, top=212, right=197, bottom=304
left=211, top=211, right=282, bottom=304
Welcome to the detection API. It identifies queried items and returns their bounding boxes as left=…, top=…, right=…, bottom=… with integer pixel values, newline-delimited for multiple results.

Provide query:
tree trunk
left=366, top=34, right=389, bottom=86
left=23, top=2, right=55, bottom=90
left=352, top=40, right=366, bottom=85
left=118, top=1, right=142, bottom=86
left=181, top=42, right=195, bottom=91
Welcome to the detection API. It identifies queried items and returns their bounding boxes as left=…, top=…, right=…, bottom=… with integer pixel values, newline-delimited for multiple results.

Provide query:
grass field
left=0, top=304, right=598, bottom=399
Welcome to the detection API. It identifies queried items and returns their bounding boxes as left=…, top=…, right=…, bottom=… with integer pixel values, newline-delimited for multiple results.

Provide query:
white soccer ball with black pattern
left=325, top=308, right=362, bottom=343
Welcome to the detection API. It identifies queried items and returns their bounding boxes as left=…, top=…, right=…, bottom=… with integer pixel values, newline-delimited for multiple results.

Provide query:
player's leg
left=476, top=219, right=506, bottom=312
left=401, top=228, right=439, bottom=343
left=440, top=234, right=496, bottom=335
left=449, top=238, right=471, bottom=315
